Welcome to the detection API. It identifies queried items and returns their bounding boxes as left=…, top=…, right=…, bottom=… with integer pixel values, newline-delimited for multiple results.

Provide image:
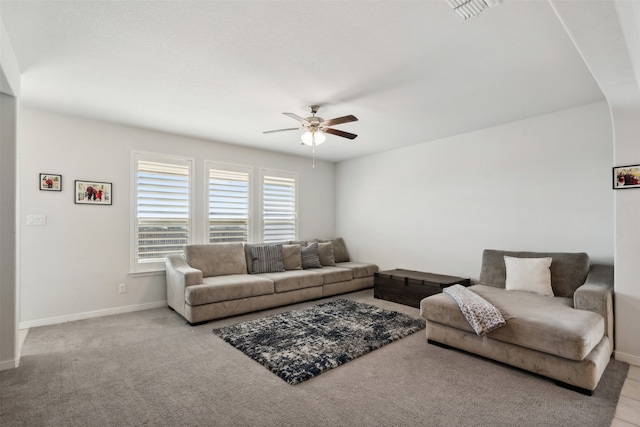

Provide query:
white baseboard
left=0, top=358, right=18, bottom=371
left=614, top=350, right=640, bottom=367
left=19, top=300, right=168, bottom=329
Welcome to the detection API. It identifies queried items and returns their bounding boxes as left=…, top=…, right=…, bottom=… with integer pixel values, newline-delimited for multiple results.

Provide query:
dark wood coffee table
left=374, top=269, right=471, bottom=308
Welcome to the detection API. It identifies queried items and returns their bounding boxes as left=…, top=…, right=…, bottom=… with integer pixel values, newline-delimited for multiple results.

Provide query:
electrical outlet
left=118, top=283, right=127, bottom=294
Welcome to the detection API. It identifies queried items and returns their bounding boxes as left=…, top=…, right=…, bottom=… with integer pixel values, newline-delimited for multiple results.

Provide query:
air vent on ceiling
left=446, top=0, right=502, bottom=20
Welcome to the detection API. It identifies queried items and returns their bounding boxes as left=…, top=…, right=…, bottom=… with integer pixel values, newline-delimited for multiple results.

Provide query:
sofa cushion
left=185, top=243, right=247, bottom=278
left=479, top=250, right=589, bottom=298
left=318, top=242, right=336, bottom=266
left=301, top=242, right=322, bottom=269
left=282, top=244, right=302, bottom=270
left=257, top=269, right=324, bottom=293
left=335, top=261, right=378, bottom=279
left=318, top=266, right=353, bottom=284
left=185, top=274, right=274, bottom=305
left=336, top=261, right=378, bottom=279
left=250, top=244, right=285, bottom=274
left=422, top=284, right=604, bottom=361
left=504, top=256, right=553, bottom=296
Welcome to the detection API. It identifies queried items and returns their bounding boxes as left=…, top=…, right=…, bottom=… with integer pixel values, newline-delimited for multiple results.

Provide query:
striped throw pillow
left=301, top=242, right=322, bottom=269
left=251, top=244, right=285, bottom=274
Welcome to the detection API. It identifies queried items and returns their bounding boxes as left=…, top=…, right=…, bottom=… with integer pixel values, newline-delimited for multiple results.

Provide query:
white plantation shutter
left=208, top=167, right=250, bottom=242
left=135, top=159, right=191, bottom=264
left=262, top=171, right=297, bottom=242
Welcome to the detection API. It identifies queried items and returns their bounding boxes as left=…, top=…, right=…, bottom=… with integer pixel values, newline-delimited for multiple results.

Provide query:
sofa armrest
left=574, top=264, right=614, bottom=344
left=166, top=254, right=203, bottom=286
left=165, top=254, right=203, bottom=316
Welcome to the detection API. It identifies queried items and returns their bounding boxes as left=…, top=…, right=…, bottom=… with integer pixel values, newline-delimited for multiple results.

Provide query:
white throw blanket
left=443, top=285, right=506, bottom=336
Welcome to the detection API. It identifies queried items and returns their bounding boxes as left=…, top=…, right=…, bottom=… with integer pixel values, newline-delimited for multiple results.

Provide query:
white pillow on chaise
left=504, top=256, right=554, bottom=296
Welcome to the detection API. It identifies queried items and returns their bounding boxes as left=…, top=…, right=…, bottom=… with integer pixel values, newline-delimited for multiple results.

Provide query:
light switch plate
left=27, top=215, right=46, bottom=226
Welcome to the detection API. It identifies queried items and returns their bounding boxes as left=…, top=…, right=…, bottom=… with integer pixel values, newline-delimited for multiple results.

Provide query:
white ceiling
left=0, top=0, right=604, bottom=163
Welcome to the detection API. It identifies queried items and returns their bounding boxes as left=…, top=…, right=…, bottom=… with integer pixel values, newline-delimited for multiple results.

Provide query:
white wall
left=0, top=18, right=20, bottom=95
left=550, top=0, right=640, bottom=367
left=0, top=93, right=18, bottom=370
left=336, top=102, right=613, bottom=281
left=18, top=108, right=336, bottom=327
left=0, top=16, right=20, bottom=371
left=612, top=106, right=640, bottom=365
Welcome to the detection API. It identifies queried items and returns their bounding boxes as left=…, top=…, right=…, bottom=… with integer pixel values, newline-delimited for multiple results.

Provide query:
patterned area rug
left=213, top=299, right=426, bottom=385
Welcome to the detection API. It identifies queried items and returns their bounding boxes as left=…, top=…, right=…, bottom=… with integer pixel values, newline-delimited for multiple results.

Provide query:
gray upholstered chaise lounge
left=420, top=249, right=614, bottom=394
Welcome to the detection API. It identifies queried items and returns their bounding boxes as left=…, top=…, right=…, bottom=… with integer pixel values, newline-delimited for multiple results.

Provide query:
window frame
left=260, top=168, right=299, bottom=243
left=130, top=151, right=194, bottom=272
left=204, top=161, right=253, bottom=244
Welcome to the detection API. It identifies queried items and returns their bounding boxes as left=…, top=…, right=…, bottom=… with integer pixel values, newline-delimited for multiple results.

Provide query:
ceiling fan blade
left=263, top=127, right=300, bottom=134
left=283, top=112, right=310, bottom=125
left=322, top=115, right=358, bottom=127
left=323, top=128, right=358, bottom=140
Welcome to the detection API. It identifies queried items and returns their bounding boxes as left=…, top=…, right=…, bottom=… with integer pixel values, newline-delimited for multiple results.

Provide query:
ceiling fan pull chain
left=312, top=139, right=316, bottom=169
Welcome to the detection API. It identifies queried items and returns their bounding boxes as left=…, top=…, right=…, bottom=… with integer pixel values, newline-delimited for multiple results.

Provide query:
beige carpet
left=0, top=289, right=628, bottom=426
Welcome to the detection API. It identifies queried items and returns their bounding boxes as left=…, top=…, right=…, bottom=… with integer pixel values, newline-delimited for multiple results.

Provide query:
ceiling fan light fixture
left=301, top=130, right=326, bottom=146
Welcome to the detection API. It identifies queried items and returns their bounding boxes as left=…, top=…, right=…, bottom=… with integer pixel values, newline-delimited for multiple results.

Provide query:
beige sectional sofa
left=166, top=238, right=377, bottom=324
left=421, top=249, right=614, bottom=394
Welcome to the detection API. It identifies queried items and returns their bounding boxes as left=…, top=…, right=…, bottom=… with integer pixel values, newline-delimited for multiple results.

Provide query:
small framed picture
left=74, top=180, right=112, bottom=205
left=39, top=174, right=62, bottom=191
left=613, top=164, right=640, bottom=189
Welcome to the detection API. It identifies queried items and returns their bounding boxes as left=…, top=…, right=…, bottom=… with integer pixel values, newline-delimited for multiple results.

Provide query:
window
left=207, top=163, right=251, bottom=243
left=261, top=169, right=298, bottom=243
left=133, top=153, right=192, bottom=269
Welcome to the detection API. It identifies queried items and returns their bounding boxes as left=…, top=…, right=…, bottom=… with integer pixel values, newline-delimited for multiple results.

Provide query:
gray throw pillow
left=251, top=244, right=285, bottom=274
left=244, top=243, right=254, bottom=274
left=331, top=237, right=350, bottom=263
left=282, top=244, right=302, bottom=270
left=318, top=242, right=336, bottom=266
left=317, top=238, right=350, bottom=263
left=301, top=242, right=321, bottom=269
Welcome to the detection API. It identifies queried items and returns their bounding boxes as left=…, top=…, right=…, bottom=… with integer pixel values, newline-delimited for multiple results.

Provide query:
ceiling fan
left=263, top=104, right=358, bottom=141
left=263, top=105, right=358, bottom=168
left=262, top=105, right=358, bottom=168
